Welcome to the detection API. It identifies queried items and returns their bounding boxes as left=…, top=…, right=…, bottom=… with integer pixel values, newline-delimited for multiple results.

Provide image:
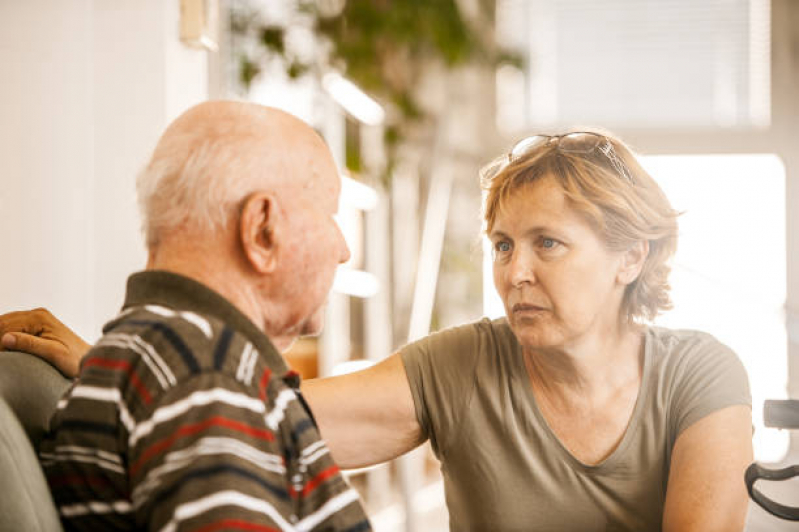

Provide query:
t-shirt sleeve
left=400, top=320, right=489, bottom=457
left=667, top=331, right=752, bottom=438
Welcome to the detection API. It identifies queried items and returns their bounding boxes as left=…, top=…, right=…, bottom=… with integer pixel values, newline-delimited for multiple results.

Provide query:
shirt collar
left=119, top=270, right=291, bottom=378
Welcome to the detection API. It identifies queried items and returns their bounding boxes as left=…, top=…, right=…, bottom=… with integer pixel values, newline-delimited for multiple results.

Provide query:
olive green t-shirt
left=401, top=318, right=751, bottom=532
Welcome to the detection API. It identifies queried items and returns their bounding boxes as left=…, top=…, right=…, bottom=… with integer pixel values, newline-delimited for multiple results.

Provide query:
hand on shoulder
left=0, top=307, right=89, bottom=378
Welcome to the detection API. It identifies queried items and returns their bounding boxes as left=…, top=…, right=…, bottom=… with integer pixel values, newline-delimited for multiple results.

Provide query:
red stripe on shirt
left=191, top=519, right=281, bottom=532
left=258, top=368, right=272, bottom=401
left=84, top=357, right=152, bottom=404
left=289, top=465, right=341, bottom=498
left=131, top=416, right=274, bottom=476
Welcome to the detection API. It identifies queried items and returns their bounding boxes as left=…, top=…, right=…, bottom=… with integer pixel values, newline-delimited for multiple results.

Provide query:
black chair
left=745, top=399, right=799, bottom=521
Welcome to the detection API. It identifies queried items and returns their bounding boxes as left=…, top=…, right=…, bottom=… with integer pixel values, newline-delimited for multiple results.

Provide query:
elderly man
left=25, top=101, right=371, bottom=531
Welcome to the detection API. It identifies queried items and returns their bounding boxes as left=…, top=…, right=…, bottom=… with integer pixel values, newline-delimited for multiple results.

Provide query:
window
left=495, top=0, right=771, bottom=131
left=646, top=154, right=787, bottom=461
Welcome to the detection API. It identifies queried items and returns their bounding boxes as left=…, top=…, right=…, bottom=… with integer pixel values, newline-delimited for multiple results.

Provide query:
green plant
left=230, top=0, right=519, bottom=172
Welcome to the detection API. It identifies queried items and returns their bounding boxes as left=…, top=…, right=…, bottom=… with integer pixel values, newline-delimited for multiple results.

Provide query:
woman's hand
left=0, top=308, right=90, bottom=378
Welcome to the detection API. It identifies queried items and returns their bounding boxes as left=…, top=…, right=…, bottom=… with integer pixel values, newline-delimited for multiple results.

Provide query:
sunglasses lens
left=487, top=132, right=634, bottom=185
left=557, top=132, right=603, bottom=154
left=509, top=135, right=549, bottom=160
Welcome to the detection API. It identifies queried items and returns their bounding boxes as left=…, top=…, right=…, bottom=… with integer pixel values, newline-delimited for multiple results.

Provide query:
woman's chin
left=510, top=323, right=562, bottom=350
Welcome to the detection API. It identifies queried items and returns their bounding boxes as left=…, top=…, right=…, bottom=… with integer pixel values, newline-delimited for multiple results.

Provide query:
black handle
left=764, top=399, right=799, bottom=429
left=745, top=462, right=799, bottom=521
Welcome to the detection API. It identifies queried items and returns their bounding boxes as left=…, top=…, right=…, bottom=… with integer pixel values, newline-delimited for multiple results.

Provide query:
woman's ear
left=239, top=192, right=279, bottom=274
left=617, top=240, right=649, bottom=285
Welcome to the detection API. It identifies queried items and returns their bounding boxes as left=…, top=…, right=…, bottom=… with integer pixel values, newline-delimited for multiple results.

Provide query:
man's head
left=136, top=101, right=350, bottom=349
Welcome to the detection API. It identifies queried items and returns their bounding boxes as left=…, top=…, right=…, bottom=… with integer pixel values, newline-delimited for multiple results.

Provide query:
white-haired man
left=32, top=101, right=371, bottom=531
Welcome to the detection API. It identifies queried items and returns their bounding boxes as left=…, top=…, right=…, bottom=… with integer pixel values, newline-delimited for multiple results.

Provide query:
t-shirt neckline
left=513, top=327, right=653, bottom=473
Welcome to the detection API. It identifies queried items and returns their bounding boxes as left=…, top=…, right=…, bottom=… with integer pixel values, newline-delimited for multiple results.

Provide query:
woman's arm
left=302, top=353, right=424, bottom=469
left=662, top=404, right=753, bottom=532
left=1, top=308, right=425, bottom=468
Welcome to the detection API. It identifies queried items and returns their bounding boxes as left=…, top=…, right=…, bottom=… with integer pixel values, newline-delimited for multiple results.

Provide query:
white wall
left=0, top=0, right=209, bottom=341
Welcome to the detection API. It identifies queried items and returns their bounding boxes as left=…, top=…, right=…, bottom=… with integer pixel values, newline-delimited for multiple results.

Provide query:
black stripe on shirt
left=344, top=520, right=373, bottom=532
left=213, top=326, right=234, bottom=371
left=56, top=420, right=119, bottom=436
left=124, top=320, right=200, bottom=373
left=155, top=464, right=292, bottom=504
left=292, top=418, right=315, bottom=442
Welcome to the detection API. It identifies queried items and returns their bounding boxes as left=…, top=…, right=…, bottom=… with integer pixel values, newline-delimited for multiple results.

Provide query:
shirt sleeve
left=667, top=331, right=752, bottom=439
left=286, top=392, right=371, bottom=531
left=400, top=320, right=490, bottom=457
left=128, top=372, right=296, bottom=531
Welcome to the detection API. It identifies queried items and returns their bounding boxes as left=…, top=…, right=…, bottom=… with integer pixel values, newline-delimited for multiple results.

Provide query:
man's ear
left=239, top=192, right=279, bottom=274
left=617, top=240, right=649, bottom=285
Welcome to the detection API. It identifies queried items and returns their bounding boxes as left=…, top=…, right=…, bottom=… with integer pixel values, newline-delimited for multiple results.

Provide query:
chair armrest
left=0, top=351, right=71, bottom=447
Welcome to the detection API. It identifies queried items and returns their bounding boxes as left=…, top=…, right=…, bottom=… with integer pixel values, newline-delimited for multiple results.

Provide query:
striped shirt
left=39, top=270, right=371, bottom=532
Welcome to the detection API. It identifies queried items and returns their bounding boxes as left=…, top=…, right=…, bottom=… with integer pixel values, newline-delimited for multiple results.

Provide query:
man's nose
left=339, top=230, right=351, bottom=264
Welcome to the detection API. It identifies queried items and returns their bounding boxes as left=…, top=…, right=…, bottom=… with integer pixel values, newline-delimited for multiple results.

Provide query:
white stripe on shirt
left=63, top=385, right=135, bottom=432
left=265, top=389, right=297, bottom=431
left=40, top=452, right=125, bottom=475
left=144, top=304, right=214, bottom=339
left=129, top=387, right=266, bottom=447
left=300, top=440, right=326, bottom=459
left=131, top=436, right=286, bottom=506
left=49, top=445, right=122, bottom=464
left=60, top=500, right=132, bottom=517
left=296, top=489, right=362, bottom=532
left=244, top=346, right=260, bottom=385
left=300, top=447, right=330, bottom=467
left=236, top=342, right=255, bottom=384
left=157, top=490, right=295, bottom=532
left=98, top=333, right=173, bottom=390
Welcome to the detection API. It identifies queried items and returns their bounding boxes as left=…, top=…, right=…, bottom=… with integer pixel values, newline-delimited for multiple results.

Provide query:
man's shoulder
left=91, top=304, right=282, bottom=401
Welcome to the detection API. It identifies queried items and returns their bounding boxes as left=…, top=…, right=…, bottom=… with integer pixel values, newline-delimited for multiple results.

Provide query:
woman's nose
left=508, top=249, right=536, bottom=287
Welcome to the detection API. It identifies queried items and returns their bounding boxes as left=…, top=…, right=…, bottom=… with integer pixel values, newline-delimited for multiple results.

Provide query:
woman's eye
left=540, top=237, right=559, bottom=250
left=492, top=240, right=511, bottom=259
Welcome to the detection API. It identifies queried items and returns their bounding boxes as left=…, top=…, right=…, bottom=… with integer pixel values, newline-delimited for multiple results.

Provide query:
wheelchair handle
left=745, top=462, right=799, bottom=521
left=764, top=399, right=799, bottom=429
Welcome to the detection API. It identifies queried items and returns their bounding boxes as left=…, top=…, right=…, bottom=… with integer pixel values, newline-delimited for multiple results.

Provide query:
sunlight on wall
left=483, top=154, right=788, bottom=462
left=645, top=154, right=787, bottom=462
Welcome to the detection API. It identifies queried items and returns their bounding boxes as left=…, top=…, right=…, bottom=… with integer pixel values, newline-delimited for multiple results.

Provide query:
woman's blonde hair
left=481, top=129, right=679, bottom=323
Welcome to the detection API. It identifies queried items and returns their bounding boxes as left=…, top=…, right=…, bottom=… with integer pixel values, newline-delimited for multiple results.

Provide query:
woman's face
left=489, top=175, right=629, bottom=351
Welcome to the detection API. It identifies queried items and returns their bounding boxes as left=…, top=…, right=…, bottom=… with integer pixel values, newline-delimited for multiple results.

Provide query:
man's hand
left=0, top=308, right=90, bottom=378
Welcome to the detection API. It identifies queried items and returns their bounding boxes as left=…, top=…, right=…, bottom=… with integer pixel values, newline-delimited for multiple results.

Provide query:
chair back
left=0, top=351, right=71, bottom=531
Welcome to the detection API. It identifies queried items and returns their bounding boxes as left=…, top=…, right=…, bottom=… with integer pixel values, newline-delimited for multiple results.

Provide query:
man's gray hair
left=136, top=110, right=262, bottom=249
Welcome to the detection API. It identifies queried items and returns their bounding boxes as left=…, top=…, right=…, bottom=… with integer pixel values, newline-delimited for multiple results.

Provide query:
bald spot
left=153, top=100, right=338, bottom=199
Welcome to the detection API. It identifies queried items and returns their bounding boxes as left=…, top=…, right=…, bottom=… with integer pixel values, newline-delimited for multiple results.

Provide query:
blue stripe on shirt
left=154, top=464, right=292, bottom=504
left=123, top=320, right=200, bottom=373
left=213, top=326, right=234, bottom=370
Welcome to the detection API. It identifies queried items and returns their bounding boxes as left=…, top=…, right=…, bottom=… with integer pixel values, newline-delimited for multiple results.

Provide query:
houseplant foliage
left=230, top=0, right=517, bottom=165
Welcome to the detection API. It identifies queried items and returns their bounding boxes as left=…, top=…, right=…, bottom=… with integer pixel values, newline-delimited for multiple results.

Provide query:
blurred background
left=1, top=0, right=798, bottom=530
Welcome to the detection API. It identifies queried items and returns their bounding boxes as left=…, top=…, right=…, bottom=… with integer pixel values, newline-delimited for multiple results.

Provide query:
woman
left=1, top=130, right=752, bottom=531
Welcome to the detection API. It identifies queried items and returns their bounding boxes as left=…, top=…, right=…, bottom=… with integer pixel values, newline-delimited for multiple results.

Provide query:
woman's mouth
left=512, top=303, right=546, bottom=314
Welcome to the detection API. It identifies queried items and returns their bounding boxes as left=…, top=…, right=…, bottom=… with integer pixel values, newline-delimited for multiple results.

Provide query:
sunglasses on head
left=484, top=132, right=635, bottom=184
